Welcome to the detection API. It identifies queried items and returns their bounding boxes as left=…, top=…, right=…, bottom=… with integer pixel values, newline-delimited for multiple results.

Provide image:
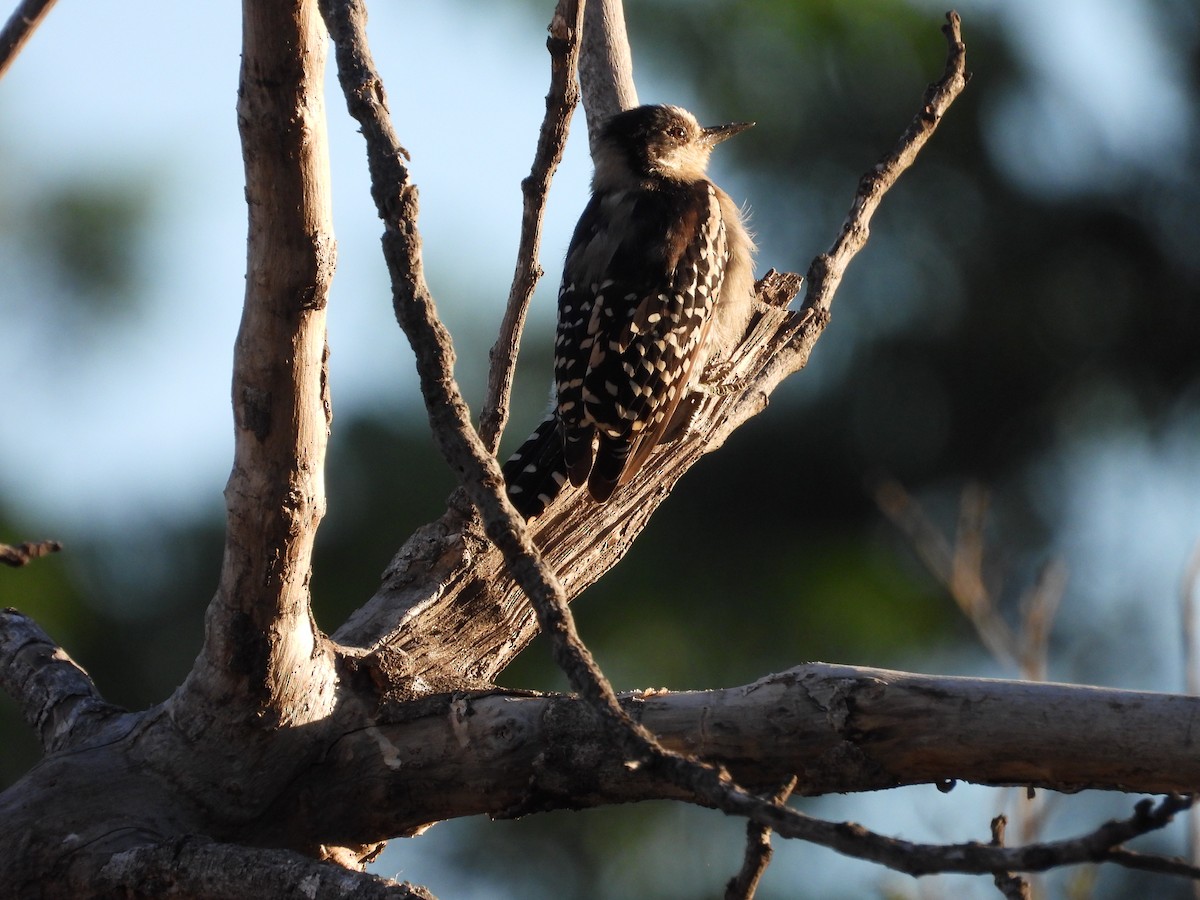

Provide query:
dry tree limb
left=0, top=0, right=57, bottom=80
left=578, top=0, right=638, bottom=146
left=990, top=815, right=1032, bottom=900
left=725, top=777, right=798, bottom=900
left=171, top=0, right=339, bottom=729
left=281, top=667, right=1200, bottom=844
left=479, top=0, right=584, bottom=454
left=0, top=607, right=120, bottom=753
left=0, top=539, right=62, bottom=567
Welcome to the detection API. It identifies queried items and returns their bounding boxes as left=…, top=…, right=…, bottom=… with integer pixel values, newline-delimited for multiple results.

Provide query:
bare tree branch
left=0, top=607, right=121, bottom=752
left=1103, top=846, right=1200, bottom=880
left=0, top=539, right=61, bottom=567
left=0, top=0, right=57, bottom=80
left=276, top=666, right=1200, bottom=860
left=579, top=0, right=638, bottom=147
left=990, top=815, right=1032, bottom=900
left=725, top=778, right=797, bottom=900
left=172, top=0, right=339, bottom=727
left=479, top=0, right=585, bottom=455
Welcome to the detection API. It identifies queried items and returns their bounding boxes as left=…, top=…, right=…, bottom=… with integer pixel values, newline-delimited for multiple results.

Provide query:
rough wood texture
left=202, top=664, right=1200, bottom=844
left=579, top=0, right=639, bottom=147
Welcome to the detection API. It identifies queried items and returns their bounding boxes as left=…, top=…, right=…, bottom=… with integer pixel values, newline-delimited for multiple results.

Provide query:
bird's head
left=593, top=104, right=753, bottom=188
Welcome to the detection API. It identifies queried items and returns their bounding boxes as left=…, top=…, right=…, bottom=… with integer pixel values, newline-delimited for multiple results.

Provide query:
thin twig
left=800, top=12, right=969, bottom=320
left=1104, top=845, right=1200, bottom=880
left=990, top=815, right=1032, bottom=900
left=0, top=539, right=62, bottom=567
left=754, top=794, right=1195, bottom=878
left=0, top=0, right=57, bottom=80
left=479, top=0, right=584, bottom=455
left=725, top=777, right=797, bottom=900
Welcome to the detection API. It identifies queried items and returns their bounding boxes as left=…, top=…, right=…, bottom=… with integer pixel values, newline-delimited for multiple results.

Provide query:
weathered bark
left=267, top=664, right=1200, bottom=846
left=5, top=628, right=1199, bottom=896
left=578, top=0, right=639, bottom=148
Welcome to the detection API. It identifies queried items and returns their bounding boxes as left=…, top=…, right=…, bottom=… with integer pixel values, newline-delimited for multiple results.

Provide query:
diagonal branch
left=0, top=539, right=61, bottom=567
left=0, top=0, right=57, bottom=81
left=0, top=607, right=122, bottom=753
left=479, top=0, right=585, bottom=455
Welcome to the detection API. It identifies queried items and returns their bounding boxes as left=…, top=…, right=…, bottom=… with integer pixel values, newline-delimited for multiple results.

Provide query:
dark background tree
left=1, top=1, right=1198, bottom=897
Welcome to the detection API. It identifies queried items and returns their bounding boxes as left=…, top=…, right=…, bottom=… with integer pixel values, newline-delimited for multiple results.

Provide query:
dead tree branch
left=990, top=816, right=1033, bottom=900
left=479, top=0, right=585, bottom=454
left=0, top=539, right=61, bottom=567
left=726, top=777, right=797, bottom=900
left=0, top=608, right=121, bottom=753
left=579, top=0, right=638, bottom=145
left=272, top=667, right=1200, bottom=881
left=172, top=0, right=338, bottom=728
left=0, top=0, right=57, bottom=80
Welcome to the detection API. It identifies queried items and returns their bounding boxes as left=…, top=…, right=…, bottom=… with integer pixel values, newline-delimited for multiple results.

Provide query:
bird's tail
left=501, top=416, right=569, bottom=518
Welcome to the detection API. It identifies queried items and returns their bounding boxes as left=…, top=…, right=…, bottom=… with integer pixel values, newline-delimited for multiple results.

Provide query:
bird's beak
left=702, top=120, right=754, bottom=146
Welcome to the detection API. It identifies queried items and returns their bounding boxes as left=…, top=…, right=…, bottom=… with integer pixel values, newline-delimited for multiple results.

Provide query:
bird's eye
left=669, top=126, right=687, bottom=141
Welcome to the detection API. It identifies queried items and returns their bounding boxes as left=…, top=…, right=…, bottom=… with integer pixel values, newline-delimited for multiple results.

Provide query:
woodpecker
left=503, top=104, right=756, bottom=517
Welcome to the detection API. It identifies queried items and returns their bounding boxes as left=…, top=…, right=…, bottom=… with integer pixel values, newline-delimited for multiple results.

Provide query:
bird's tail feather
left=501, top=416, right=569, bottom=519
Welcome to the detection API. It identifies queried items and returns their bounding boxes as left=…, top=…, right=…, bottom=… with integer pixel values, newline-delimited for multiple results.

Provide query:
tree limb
left=725, top=777, right=797, bottom=900
left=990, top=815, right=1032, bottom=900
left=578, top=0, right=638, bottom=147
left=0, top=0, right=57, bottom=81
left=0, top=539, right=61, bottom=567
left=479, top=0, right=585, bottom=455
left=0, top=607, right=122, bottom=752
left=271, top=664, right=1200, bottom=841
left=171, top=0, right=339, bottom=730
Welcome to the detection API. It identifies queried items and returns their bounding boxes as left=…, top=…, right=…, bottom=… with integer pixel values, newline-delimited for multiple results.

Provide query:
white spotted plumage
left=502, top=105, right=756, bottom=517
